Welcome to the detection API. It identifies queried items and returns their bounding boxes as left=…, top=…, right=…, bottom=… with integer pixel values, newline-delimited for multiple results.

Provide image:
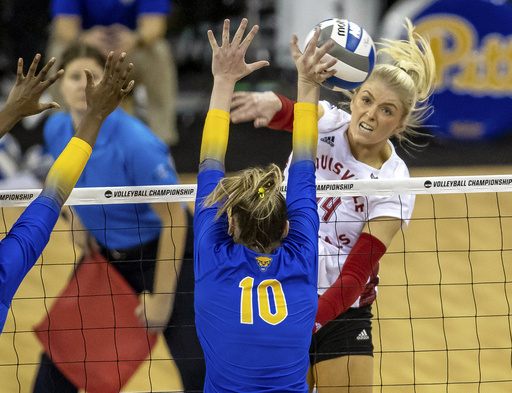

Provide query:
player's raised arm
left=199, top=18, right=269, bottom=168
left=290, top=28, right=336, bottom=164
left=0, top=52, right=133, bottom=336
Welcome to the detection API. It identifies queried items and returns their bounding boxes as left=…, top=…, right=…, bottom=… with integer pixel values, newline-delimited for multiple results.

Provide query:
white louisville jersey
left=284, top=100, right=415, bottom=307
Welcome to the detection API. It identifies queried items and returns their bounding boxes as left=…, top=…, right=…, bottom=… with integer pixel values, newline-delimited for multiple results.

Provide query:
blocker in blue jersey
left=194, top=18, right=336, bottom=392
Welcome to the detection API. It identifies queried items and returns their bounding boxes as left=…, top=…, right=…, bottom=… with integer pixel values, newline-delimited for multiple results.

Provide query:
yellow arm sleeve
left=42, top=137, right=92, bottom=204
left=199, top=109, right=230, bottom=164
left=292, top=102, right=318, bottom=163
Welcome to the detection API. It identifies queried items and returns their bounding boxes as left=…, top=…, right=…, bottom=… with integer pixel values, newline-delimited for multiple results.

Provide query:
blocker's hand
left=291, top=27, right=337, bottom=87
left=208, top=18, right=269, bottom=84
left=84, top=51, right=134, bottom=120
left=4, top=54, right=63, bottom=119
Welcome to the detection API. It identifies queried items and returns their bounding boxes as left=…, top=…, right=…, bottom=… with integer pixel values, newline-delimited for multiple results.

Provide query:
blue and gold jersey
left=194, top=105, right=319, bottom=392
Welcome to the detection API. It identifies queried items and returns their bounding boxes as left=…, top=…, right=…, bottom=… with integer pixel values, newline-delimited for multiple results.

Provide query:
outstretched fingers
left=291, top=29, right=337, bottom=84
left=246, top=59, right=270, bottom=74
left=319, top=58, right=337, bottom=80
left=36, top=57, right=56, bottom=83
left=208, top=18, right=268, bottom=82
left=232, top=18, right=248, bottom=46
left=121, top=79, right=135, bottom=96
left=240, top=24, right=259, bottom=51
left=102, top=51, right=115, bottom=80
left=26, top=54, right=41, bottom=79
left=119, top=61, right=134, bottom=86
left=111, top=53, right=134, bottom=94
left=221, top=19, right=231, bottom=47
left=315, top=37, right=335, bottom=62
left=315, top=39, right=337, bottom=81
left=15, top=55, right=62, bottom=89
left=84, top=69, right=94, bottom=89
left=46, top=69, right=65, bottom=86
left=207, top=29, right=219, bottom=51
left=290, top=34, right=301, bottom=61
left=237, top=22, right=268, bottom=74
left=39, top=100, right=61, bottom=111
left=304, top=27, right=321, bottom=55
left=15, top=58, right=24, bottom=85
left=112, top=53, right=126, bottom=83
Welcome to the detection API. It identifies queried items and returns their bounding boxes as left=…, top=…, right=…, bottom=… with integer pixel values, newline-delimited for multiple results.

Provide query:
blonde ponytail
left=203, top=164, right=287, bottom=254
left=370, top=18, right=437, bottom=145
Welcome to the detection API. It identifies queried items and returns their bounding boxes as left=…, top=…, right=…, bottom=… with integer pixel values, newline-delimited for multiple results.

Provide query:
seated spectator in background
left=46, top=0, right=179, bottom=146
left=32, top=42, right=204, bottom=393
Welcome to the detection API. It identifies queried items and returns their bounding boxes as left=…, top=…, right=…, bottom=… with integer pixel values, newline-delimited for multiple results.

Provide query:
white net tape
left=2, top=174, right=512, bottom=207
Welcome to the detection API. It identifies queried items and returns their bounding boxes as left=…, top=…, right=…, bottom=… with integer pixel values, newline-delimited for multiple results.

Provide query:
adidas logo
left=356, top=329, right=370, bottom=341
left=320, top=136, right=335, bottom=147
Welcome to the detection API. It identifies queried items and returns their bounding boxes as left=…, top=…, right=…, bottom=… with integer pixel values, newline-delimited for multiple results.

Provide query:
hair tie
left=399, top=66, right=408, bottom=73
left=258, top=187, right=265, bottom=199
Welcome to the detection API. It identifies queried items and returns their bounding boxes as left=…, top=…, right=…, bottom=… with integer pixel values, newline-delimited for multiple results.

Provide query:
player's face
left=348, top=79, right=405, bottom=153
left=60, top=57, right=103, bottom=115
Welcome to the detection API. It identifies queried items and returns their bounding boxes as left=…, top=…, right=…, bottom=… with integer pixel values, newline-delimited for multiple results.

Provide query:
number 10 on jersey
left=239, top=276, right=289, bottom=325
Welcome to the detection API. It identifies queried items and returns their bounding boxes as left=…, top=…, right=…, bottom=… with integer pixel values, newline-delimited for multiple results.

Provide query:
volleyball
left=304, top=18, right=376, bottom=91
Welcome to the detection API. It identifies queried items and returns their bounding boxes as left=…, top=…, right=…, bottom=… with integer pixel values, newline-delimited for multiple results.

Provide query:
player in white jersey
left=285, top=99, right=415, bottom=304
left=230, top=19, right=436, bottom=393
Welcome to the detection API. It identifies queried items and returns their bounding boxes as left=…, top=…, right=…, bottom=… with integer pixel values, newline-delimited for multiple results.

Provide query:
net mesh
left=0, top=173, right=511, bottom=392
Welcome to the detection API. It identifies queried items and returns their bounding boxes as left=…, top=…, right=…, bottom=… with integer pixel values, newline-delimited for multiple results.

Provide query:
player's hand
left=230, top=91, right=282, bottom=128
left=4, top=54, right=63, bottom=119
left=84, top=51, right=134, bottom=120
left=208, top=18, right=269, bottom=84
left=313, top=294, right=337, bottom=334
left=135, top=291, right=173, bottom=333
left=291, top=27, right=337, bottom=86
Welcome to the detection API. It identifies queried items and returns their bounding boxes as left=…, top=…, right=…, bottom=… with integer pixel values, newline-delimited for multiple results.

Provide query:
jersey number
left=319, top=197, right=342, bottom=221
left=239, top=277, right=288, bottom=325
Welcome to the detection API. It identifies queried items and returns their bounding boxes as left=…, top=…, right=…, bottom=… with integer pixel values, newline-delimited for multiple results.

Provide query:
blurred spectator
left=0, top=0, right=53, bottom=170
left=46, top=0, right=180, bottom=146
left=0, top=133, right=53, bottom=190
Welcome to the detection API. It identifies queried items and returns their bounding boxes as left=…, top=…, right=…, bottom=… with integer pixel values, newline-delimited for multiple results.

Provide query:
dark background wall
left=2, top=0, right=512, bottom=177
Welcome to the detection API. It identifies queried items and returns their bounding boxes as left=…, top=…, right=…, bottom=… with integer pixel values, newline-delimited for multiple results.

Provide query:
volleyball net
left=0, top=174, right=511, bottom=392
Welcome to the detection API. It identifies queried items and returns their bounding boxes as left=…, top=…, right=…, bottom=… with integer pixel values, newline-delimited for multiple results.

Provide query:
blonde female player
left=230, top=19, right=436, bottom=392
left=0, top=52, right=133, bottom=335
left=194, top=18, right=339, bottom=392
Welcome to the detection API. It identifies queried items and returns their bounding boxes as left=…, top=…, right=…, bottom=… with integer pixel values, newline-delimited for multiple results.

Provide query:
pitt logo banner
left=397, top=0, right=512, bottom=140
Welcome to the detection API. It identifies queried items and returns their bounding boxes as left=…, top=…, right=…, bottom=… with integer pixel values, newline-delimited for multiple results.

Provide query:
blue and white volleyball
left=304, top=18, right=376, bottom=91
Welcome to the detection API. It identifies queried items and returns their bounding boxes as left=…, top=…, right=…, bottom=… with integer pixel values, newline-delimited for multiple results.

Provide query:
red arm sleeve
left=267, top=94, right=296, bottom=132
left=314, top=233, right=386, bottom=332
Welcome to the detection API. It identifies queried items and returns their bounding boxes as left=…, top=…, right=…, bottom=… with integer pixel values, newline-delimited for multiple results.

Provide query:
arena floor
left=0, top=166, right=511, bottom=393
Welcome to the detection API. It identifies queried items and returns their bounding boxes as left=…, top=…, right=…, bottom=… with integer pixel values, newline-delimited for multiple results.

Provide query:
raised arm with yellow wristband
left=0, top=52, right=133, bottom=335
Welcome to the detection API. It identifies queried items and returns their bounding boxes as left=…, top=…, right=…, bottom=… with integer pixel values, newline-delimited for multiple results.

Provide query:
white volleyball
left=304, top=18, right=376, bottom=91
